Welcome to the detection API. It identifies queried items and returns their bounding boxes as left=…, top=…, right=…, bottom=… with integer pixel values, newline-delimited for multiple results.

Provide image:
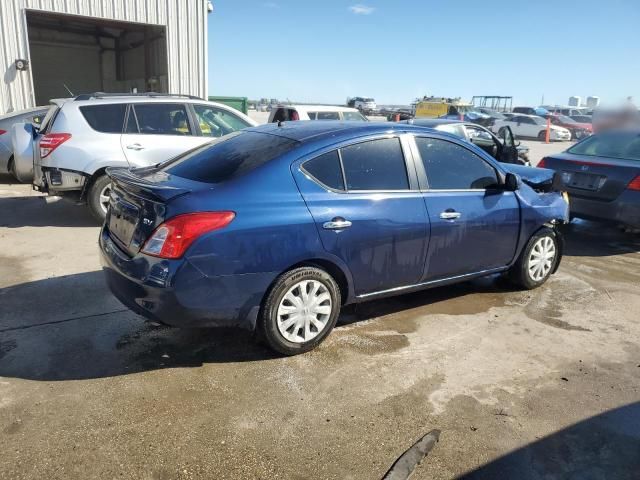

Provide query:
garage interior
left=26, top=10, right=168, bottom=105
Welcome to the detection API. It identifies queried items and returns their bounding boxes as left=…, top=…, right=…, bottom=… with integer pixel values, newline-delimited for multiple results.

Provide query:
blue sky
left=207, top=0, right=640, bottom=106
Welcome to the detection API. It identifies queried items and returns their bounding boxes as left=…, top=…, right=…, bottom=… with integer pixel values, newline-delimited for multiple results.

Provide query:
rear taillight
left=627, top=176, right=640, bottom=191
left=537, top=157, right=548, bottom=168
left=40, top=133, right=71, bottom=159
left=0, top=129, right=6, bottom=136
left=141, top=211, right=235, bottom=259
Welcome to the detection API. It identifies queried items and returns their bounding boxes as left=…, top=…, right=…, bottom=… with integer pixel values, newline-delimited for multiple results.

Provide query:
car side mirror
left=504, top=172, right=521, bottom=191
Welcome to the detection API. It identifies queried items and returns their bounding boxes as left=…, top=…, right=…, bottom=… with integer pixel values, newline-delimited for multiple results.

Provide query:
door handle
left=126, top=143, right=144, bottom=151
left=440, top=210, right=461, bottom=220
left=323, top=217, right=352, bottom=230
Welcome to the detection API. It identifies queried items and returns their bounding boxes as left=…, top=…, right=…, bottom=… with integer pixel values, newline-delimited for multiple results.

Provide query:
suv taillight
left=141, top=212, right=235, bottom=259
left=627, top=176, right=640, bottom=191
left=40, top=133, right=71, bottom=159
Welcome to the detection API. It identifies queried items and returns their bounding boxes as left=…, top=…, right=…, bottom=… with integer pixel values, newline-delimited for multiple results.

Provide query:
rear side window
left=131, top=103, right=191, bottom=135
left=80, top=104, right=126, bottom=133
left=162, top=131, right=297, bottom=183
left=302, top=151, right=344, bottom=191
left=416, top=137, right=498, bottom=190
left=342, top=111, right=368, bottom=121
left=340, top=137, right=409, bottom=190
left=312, top=112, right=340, bottom=120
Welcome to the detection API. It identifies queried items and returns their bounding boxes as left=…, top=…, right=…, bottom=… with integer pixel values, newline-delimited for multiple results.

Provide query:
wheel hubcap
left=99, top=184, right=112, bottom=214
left=277, top=280, right=332, bottom=344
left=528, top=236, right=556, bottom=281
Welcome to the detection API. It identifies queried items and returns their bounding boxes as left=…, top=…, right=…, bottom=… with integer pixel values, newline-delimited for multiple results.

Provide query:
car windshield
left=568, top=132, right=640, bottom=161
left=161, top=131, right=298, bottom=183
left=364, top=98, right=374, bottom=102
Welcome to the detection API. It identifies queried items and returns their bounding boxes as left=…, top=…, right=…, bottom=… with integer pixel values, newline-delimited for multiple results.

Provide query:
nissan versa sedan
left=538, top=130, right=640, bottom=228
left=100, top=122, right=569, bottom=355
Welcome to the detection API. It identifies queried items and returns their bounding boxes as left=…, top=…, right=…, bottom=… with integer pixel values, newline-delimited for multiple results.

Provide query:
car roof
left=246, top=121, right=440, bottom=143
left=405, top=118, right=465, bottom=127
left=277, top=105, right=360, bottom=113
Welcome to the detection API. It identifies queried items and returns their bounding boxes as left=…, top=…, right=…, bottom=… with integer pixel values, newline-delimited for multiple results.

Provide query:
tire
left=87, top=174, right=112, bottom=222
left=507, top=228, right=559, bottom=290
left=259, top=266, right=341, bottom=355
left=7, top=156, right=17, bottom=181
left=538, top=130, right=548, bottom=141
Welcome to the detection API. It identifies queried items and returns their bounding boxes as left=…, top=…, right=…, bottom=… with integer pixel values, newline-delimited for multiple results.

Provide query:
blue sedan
left=100, top=122, right=569, bottom=355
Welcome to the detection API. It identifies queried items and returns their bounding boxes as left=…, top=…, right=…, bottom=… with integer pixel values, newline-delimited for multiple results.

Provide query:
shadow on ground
left=459, top=401, right=640, bottom=480
left=0, top=269, right=515, bottom=381
left=562, top=219, right=640, bottom=257
left=0, top=195, right=97, bottom=227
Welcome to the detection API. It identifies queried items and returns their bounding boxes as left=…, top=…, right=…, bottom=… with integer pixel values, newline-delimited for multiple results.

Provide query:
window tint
left=162, top=131, right=297, bottom=183
left=193, top=105, right=251, bottom=138
left=416, top=137, right=498, bottom=190
left=132, top=104, right=191, bottom=135
left=302, top=151, right=344, bottom=191
left=340, top=137, right=409, bottom=190
left=79, top=104, right=126, bottom=133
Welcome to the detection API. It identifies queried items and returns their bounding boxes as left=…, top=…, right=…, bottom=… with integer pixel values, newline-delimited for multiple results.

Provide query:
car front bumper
left=569, top=190, right=640, bottom=228
left=99, top=226, right=276, bottom=330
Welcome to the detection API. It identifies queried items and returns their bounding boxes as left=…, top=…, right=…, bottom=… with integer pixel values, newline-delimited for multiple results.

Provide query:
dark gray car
left=539, top=130, right=640, bottom=228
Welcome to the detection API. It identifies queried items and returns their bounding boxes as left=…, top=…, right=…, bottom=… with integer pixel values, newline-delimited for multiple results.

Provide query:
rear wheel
left=87, top=174, right=112, bottom=222
left=508, top=228, right=559, bottom=289
left=538, top=130, right=548, bottom=141
left=259, top=267, right=341, bottom=355
left=7, top=156, right=17, bottom=180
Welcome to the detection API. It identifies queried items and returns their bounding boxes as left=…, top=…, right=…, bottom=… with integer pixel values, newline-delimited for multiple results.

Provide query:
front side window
left=340, top=137, right=409, bottom=190
left=132, top=103, right=191, bottom=135
left=342, top=111, right=368, bottom=121
left=193, top=105, right=252, bottom=138
left=302, top=150, right=344, bottom=191
left=416, top=137, right=498, bottom=190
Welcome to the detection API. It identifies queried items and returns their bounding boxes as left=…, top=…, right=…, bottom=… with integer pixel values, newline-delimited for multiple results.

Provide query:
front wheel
left=508, top=228, right=560, bottom=289
left=538, top=130, right=548, bottom=141
left=87, top=174, right=112, bottom=222
left=259, top=267, right=341, bottom=355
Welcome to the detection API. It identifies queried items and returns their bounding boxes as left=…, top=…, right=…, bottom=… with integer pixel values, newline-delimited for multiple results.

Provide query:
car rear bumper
left=569, top=190, right=640, bottom=227
left=99, top=226, right=276, bottom=330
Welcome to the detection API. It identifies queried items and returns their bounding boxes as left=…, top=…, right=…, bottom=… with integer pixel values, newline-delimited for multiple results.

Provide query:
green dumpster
left=208, top=96, right=248, bottom=115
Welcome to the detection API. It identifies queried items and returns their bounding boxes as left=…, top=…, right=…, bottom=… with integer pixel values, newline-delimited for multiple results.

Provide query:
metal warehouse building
left=0, top=0, right=211, bottom=114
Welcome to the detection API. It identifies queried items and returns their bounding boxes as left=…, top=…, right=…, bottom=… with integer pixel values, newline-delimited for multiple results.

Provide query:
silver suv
left=12, top=93, right=257, bottom=220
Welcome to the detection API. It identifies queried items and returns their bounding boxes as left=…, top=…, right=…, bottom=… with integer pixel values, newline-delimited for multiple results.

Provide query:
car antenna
left=63, top=83, right=74, bottom=96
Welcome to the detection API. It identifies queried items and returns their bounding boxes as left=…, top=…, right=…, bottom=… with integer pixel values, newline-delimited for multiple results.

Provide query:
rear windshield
left=568, top=132, right=640, bottom=161
left=161, top=131, right=298, bottom=183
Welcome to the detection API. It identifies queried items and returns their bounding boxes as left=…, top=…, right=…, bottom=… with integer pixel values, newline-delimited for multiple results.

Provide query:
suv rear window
left=80, top=104, right=126, bottom=133
left=162, top=131, right=298, bottom=183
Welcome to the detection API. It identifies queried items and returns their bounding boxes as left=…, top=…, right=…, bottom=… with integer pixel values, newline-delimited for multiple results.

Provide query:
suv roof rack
left=73, top=92, right=203, bottom=101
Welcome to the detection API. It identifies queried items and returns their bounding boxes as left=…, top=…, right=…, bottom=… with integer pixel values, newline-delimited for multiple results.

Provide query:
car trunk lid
left=541, top=153, right=640, bottom=201
left=106, top=167, right=201, bottom=256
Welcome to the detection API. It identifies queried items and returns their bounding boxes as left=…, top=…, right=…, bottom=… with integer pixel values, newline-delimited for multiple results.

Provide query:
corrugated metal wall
left=0, top=0, right=208, bottom=114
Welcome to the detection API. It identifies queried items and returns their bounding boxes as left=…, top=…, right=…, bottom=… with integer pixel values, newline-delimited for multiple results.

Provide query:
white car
left=352, top=97, right=377, bottom=114
left=268, top=105, right=368, bottom=123
left=11, top=93, right=258, bottom=220
left=492, top=114, right=572, bottom=141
